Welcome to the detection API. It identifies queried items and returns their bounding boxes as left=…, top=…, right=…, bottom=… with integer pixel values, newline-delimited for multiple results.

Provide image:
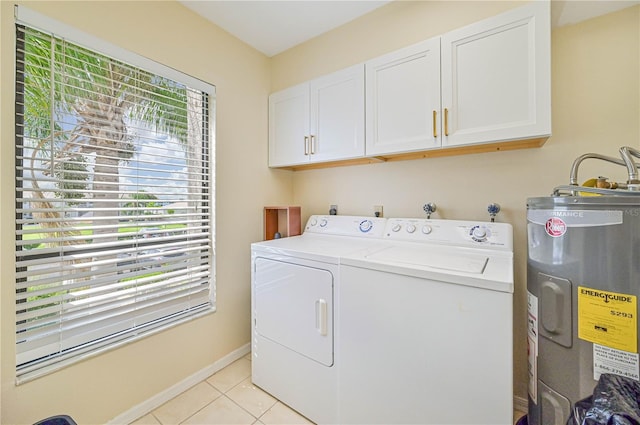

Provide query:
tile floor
left=131, top=352, right=527, bottom=425
left=130, top=352, right=312, bottom=425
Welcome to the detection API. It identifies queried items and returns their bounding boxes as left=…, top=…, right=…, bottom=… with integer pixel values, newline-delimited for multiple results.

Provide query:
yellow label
left=578, top=287, right=637, bottom=353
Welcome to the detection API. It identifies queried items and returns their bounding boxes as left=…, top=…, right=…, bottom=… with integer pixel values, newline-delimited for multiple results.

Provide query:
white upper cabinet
left=310, top=65, right=365, bottom=163
left=268, top=83, right=309, bottom=167
left=269, top=65, right=365, bottom=167
left=365, top=38, right=441, bottom=156
left=440, top=0, right=551, bottom=147
left=268, top=1, right=551, bottom=168
left=365, top=0, right=550, bottom=156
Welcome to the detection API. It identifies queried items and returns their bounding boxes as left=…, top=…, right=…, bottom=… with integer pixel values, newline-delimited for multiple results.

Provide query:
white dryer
left=250, top=215, right=387, bottom=424
left=338, top=217, right=514, bottom=425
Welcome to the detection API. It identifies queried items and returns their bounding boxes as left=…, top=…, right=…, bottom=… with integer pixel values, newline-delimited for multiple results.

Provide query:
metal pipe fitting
left=569, top=153, right=630, bottom=186
left=619, top=146, right=640, bottom=183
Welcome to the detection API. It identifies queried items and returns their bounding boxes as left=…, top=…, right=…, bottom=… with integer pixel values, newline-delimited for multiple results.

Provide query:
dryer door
left=254, top=257, right=334, bottom=366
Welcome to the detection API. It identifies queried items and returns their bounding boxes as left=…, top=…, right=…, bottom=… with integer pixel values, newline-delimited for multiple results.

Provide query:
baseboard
left=107, top=343, right=251, bottom=425
left=514, top=395, right=528, bottom=414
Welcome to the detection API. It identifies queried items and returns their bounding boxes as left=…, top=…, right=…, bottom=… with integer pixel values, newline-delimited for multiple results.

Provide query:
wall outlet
left=329, top=204, right=338, bottom=215
left=374, top=205, right=383, bottom=218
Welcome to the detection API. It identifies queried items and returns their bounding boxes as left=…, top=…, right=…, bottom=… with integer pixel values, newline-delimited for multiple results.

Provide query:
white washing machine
left=338, top=217, right=514, bottom=425
left=251, top=215, right=387, bottom=424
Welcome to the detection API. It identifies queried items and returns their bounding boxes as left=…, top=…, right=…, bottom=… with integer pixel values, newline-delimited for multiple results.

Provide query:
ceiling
left=179, top=1, right=392, bottom=56
left=179, top=1, right=640, bottom=57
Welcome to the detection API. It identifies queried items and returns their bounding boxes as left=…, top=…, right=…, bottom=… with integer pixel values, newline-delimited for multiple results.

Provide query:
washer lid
left=365, top=246, right=488, bottom=274
left=342, top=243, right=513, bottom=293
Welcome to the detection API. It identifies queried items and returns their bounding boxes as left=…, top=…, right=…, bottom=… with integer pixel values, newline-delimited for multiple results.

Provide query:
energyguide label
left=578, top=286, right=637, bottom=353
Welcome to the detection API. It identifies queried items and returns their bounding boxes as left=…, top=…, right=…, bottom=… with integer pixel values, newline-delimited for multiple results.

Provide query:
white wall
left=0, top=1, right=292, bottom=423
left=271, top=2, right=640, bottom=401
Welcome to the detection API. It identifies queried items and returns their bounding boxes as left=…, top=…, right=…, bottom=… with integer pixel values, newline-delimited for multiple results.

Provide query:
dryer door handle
left=316, top=299, right=327, bottom=336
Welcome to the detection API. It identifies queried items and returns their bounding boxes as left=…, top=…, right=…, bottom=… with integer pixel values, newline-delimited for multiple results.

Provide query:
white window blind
left=14, top=11, right=215, bottom=379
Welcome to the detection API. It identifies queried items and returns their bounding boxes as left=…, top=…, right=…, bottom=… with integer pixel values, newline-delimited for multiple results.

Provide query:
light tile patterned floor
left=131, top=352, right=527, bottom=424
left=130, top=353, right=312, bottom=425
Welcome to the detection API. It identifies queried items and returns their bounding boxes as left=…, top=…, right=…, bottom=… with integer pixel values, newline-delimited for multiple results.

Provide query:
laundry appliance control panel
left=305, top=215, right=388, bottom=238
left=383, top=218, right=513, bottom=250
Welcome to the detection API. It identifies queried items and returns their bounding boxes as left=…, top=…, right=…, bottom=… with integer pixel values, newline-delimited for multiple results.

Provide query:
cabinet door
left=441, top=0, right=550, bottom=147
left=365, top=38, right=441, bottom=156
left=310, top=64, right=365, bottom=162
left=268, top=83, right=310, bottom=167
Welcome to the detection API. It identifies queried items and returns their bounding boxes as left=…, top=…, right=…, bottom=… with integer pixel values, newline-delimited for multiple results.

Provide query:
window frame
left=14, top=5, right=216, bottom=383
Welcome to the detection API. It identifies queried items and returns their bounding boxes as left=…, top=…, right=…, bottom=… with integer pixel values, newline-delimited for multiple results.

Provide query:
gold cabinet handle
left=310, top=135, right=316, bottom=155
left=304, top=136, right=309, bottom=155
left=432, top=110, right=437, bottom=138
left=444, top=108, right=449, bottom=137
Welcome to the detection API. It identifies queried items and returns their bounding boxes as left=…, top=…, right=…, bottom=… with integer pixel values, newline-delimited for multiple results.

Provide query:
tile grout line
left=223, top=393, right=262, bottom=423
left=219, top=377, right=261, bottom=423
left=194, top=369, right=265, bottom=425
left=222, top=373, right=281, bottom=424
left=149, top=411, right=162, bottom=425
left=174, top=379, right=230, bottom=425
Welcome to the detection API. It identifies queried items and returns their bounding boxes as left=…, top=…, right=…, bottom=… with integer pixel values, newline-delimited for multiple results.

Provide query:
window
left=14, top=7, right=215, bottom=381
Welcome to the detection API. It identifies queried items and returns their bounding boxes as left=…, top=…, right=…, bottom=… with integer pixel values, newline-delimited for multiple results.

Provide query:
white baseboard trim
left=107, top=343, right=251, bottom=425
left=514, top=395, right=528, bottom=414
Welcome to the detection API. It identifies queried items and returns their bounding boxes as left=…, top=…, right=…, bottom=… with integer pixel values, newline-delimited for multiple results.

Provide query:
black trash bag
left=566, top=373, right=640, bottom=425
left=568, top=396, right=595, bottom=425
left=33, top=415, right=77, bottom=425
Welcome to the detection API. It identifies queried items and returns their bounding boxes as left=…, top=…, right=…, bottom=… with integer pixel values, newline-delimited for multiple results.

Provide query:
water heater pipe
left=618, top=146, right=640, bottom=183
left=568, top=153, right=629, bottom=186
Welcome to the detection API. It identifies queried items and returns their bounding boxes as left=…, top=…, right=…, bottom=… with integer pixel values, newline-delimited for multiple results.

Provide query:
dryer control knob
left=359, top=219, right=373, bottom=233
left=422, top=225, right=432, bottom=235
left=310, top=218, right=318, bottom=226
left=392, top=224, right=402, bottom=232
left=320, top=218, right=328, bottom=227
left=406, top=224, right=417, bottom=233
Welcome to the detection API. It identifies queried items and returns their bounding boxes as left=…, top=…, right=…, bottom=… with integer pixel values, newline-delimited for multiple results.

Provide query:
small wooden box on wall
left=264, top=206, right=301, bottom=240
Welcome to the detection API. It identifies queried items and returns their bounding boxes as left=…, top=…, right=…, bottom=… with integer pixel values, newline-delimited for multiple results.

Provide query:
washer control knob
left=310, top=218, right=318, bottom=226
left=392, top=224, right=402, bottom=232
left=319, top=218, right=328, bottom=227
left=406, top=224, right=417, bottom=234
left=359, top=219, right=373, bottom=233
left=470, top=225, right=489, bottom=242
left=422, top=225, right=432, bottom=235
